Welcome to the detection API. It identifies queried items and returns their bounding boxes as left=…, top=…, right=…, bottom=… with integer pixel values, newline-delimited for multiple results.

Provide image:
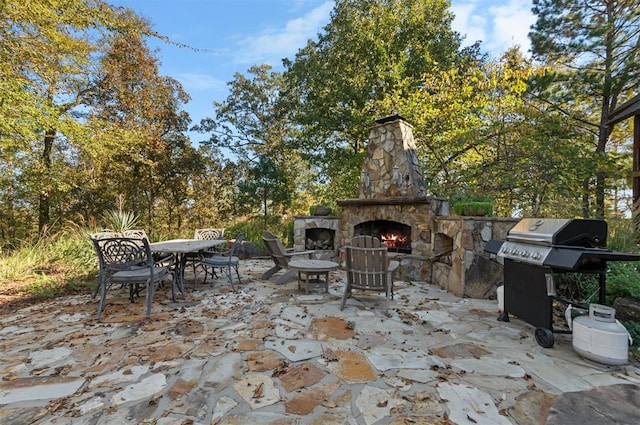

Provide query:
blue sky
left=110, top=0, right=535, bottom=142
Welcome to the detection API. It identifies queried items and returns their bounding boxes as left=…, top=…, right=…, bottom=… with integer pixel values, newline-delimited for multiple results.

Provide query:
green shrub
left=450, top=193, right=493, bottom=216
left=225, top=214, right=295, bottom=254
left=451, top=201, right=493, bottom=216
left=606, top=262, right=640, bottom=304
left=607, top=217, right=637, bottom=252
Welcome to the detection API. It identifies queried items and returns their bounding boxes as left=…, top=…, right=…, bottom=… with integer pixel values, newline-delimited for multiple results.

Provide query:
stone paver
left=0, top=258, right=639, bottom=424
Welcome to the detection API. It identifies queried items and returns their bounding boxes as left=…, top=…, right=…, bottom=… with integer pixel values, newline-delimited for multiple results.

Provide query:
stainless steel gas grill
left=485, top=218, right=640, bottom=348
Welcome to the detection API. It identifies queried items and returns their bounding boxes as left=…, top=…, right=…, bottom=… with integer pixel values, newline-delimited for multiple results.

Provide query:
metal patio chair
left=89, top=231, right=122, bottom=240
left=92, top=236, right=175, bottom=320
left=122, top=228, right=175, bottom=275
left=198, top=233, right=244, bottom=291
left=190, top=228, right=225, bottom=281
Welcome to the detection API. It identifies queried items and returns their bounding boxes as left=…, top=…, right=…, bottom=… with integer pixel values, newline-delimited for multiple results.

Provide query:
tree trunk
left=595, top=90, right=612, bottom=220
left=595, top=170, right=605, bottom=219
left=38, top=128, right=55, bottom=233
left=582, top=178, right=590, bottom=218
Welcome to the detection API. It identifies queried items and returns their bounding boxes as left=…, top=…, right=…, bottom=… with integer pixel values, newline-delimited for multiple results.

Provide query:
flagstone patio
left=0, top=259, right=639, bottom=424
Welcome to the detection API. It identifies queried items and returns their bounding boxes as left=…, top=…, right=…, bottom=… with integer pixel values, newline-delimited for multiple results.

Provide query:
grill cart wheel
left=535, top=327, right=554, bottom=348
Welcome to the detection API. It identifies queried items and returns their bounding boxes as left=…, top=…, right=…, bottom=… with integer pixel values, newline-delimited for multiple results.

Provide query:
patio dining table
left=150, top=238, right=226, bottom=296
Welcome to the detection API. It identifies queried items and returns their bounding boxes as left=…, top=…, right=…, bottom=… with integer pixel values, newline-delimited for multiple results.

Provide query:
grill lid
left=506, top=218, right=607, bottom=247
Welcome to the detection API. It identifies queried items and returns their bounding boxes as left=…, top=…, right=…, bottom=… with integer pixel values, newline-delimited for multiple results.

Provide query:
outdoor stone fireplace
left=293, top=215, right=340, bottom=260
left=337, top=114, right=449, bottom=280
left=293, top=114, right=506, bottom=297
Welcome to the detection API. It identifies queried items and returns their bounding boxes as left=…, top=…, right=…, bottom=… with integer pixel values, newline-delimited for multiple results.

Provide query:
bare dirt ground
left=0, top=274, right=89, bottom=315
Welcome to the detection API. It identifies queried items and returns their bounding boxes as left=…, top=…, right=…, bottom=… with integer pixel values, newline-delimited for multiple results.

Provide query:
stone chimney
left=359, top=114, right=427, bottom=199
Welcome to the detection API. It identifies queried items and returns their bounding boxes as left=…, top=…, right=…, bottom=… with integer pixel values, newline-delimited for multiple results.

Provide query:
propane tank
left=497, top=285, right=504, bottom=312
left=572, top=304, right=630, bottom=366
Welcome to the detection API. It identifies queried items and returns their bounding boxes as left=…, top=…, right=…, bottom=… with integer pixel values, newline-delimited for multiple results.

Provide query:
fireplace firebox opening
left=305, top=228, right=335, bottom=250
left=354, top=220, right=411, bottom=253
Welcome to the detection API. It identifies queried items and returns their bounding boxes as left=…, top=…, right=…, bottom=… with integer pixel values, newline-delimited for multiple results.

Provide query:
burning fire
left=381, top=233, right=408, bottom=249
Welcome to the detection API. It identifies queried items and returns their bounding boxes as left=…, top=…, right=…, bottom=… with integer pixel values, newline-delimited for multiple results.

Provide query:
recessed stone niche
left=293, top=216, right=340, bottom=260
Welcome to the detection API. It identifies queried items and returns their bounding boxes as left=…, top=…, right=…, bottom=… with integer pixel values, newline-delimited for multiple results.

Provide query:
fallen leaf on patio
left=272, top=361, right=289, bottom=377
left=390, top=404, right=404, bottom=414
left=253, top=382, right=264, bottom=398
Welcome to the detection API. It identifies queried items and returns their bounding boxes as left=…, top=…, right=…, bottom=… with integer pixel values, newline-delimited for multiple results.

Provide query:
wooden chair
left=341, top=236, right=399, bottom=314
left=351, top=235, right=383, bottom=248
left=261, top=230, right=316, bottom=284
left=91, top=237, right=174, bottom=320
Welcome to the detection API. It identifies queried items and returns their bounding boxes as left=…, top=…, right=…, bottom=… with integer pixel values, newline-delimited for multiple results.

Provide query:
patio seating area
left=0, top=258, right=639, bottom=424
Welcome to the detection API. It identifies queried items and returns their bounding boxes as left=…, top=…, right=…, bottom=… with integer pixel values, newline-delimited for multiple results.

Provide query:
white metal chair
left=122, top=229, right=149, bottom=240
left=190, top=228, right=225, bottom=280
left=194, top=228, right=225, bottom=240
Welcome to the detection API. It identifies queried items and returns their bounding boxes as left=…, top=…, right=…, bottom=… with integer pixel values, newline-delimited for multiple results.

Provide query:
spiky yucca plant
left=102, top=209, right=138, bottom=232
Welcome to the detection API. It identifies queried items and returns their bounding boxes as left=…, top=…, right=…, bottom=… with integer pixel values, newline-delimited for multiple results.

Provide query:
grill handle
left=507, top=236, right=549, bottom=244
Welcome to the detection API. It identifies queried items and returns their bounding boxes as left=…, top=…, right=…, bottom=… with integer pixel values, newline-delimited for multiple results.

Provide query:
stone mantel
left=337, top=196, right=447, bottom=207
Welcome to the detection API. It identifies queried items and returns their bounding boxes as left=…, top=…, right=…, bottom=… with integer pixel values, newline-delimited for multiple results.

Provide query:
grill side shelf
left=484, top=239, right=503, bottom=255
left=544, top=248, right=640, bottom=271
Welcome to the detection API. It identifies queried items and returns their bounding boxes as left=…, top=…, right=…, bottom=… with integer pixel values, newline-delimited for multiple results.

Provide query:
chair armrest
left=388, top=260, right=400, bottom=273
left=287, top=250, right=317, bottom=258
